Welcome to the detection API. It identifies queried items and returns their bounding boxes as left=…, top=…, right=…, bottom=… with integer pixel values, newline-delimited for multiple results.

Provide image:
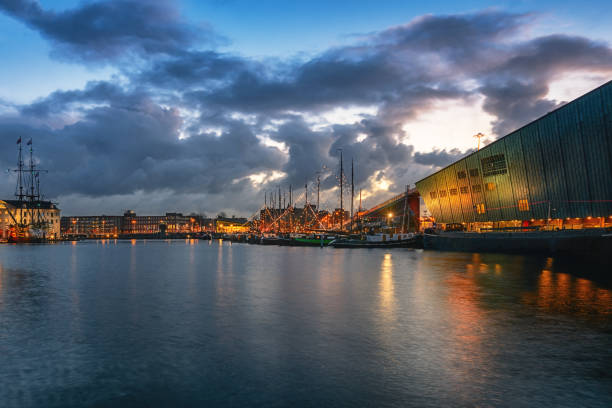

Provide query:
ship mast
left=28, top=139, right=37, bottom=224
left=338, top=149, right=343, bottom=230
left=15, top=138, right=25, bottom=201
left=14, top=138, right=25, bottom=232
left=350, top=158, right=354, bottom=232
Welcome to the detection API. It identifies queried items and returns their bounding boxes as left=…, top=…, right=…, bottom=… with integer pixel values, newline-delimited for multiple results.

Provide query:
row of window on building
left=457, top=168, right=481, bottom=179
left=430, top=182, right=497, bottom=199
left=427, top=197, right=532, bottom=215
left=60, top=212, right=249, bottom=236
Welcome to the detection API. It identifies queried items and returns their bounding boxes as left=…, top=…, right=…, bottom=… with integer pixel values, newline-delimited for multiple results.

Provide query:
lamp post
left=473, top=132, right=485, bottom=150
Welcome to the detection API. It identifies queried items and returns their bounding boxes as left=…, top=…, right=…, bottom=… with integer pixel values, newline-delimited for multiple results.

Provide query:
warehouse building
left=416, top=80, right=612, bottom=231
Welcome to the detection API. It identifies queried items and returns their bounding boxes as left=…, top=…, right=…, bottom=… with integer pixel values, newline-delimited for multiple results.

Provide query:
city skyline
left=1, top=0, right=612, bottom=216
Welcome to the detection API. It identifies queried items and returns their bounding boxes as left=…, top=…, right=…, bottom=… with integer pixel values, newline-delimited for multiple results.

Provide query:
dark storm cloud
left=139, top=51, right=250, bottom=88
left=20, top=81, right=135, bottom=117
left=172, top=37, right=468, bottom=118
left=1, top=98, right=285, bottom=200
left=0, top=0, right=215, bottom=62
left=479, top=80, right=557, bottom=137
left=1, top=6, right=612, bottom=215
left=413, top=148, right=471, bottom=167
left=479, top=34, right=612, bottom=135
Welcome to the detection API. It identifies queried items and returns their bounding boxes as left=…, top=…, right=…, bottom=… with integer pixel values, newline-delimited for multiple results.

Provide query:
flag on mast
left=27, top=139, right=32, bottom=145
left=16, top=137, right=21, bottom=144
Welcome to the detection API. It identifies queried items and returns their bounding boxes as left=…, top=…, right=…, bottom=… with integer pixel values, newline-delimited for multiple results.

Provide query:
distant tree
left=217, top=211, right=227, bottom=218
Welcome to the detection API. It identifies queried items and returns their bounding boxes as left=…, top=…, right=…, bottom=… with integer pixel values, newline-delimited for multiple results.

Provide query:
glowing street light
left=473, top=132, right=485, bottom=150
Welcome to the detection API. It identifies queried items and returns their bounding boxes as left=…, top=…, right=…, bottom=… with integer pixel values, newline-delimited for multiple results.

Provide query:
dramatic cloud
left=413, top=148, right=473, bottom=168
left=0, top=0, right=216, bottom=62
left=1, top=3, right=612, bottom=215
left=477, top=35, right=612, bottom=135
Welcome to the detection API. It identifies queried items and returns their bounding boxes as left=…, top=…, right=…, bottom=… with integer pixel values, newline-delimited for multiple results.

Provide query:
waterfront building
left=215, top=216, right=249, bottom=234
left=0, top=200, right=61, bottom=240
left=416, top=81, right=612, bottom=231
left=60, top=215, right=122, bottom=237
left=61, top=211, right=212, bottom=237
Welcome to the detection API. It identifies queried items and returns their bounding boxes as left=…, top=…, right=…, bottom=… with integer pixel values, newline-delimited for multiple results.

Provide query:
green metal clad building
left=415, top=80, right=612, bottom=229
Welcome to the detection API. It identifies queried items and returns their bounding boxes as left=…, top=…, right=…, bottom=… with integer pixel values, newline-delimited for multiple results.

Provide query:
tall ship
left=0, top=138, right=60, bottom=243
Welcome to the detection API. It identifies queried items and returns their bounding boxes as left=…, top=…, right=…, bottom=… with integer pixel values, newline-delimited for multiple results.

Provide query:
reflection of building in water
left=440, top=256, right=488, bottom=374
left=523, top=258, right=612, bottom=316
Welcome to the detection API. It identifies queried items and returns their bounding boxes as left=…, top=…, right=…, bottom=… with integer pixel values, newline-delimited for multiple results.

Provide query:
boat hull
left=330, top=238, right=421, bottom=249
left=7, top=236, right=49, bottom=244
left=260, top=238, right=291, bottom=246
left=290, top=238, right=333, bottom=247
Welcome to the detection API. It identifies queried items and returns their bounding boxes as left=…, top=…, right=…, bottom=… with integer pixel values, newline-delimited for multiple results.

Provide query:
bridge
left=351, top=187, right=421, bottom=231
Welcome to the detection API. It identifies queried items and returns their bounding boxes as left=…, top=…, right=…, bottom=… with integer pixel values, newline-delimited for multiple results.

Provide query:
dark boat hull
left=7, top=237, right=49, bottom=244
left=288, top=239, right=333, bottom=247
left=331, top=238, right=421, bottom=249
left=260, top=238, right=292, bottom=246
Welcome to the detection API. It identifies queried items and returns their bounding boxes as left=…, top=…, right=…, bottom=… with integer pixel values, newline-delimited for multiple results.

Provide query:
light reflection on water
left=378, top=253, right=395, bottom=325
left=0, top=241, right=611, bottom=407
left=522, top=258, right=612, bottom=317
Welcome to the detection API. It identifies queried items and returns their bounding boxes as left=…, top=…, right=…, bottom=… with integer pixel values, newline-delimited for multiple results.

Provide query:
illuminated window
left=430, top=191, right=437, bottom=199
left=469, top=168, right=479, bottom=177
left=486, top=182, right=496, bottom=191
left=472, top=184, right=482, bottom=193
left=518, top=199, right=530, bottom=211
left=449, top=188, right=458, bottom=196
left=457, top=171, right=467, bottom=179
left=476, top=203, right=486, bottom=214
left=460, top=186, right=469, bottom=194
left=439, top=190, right=447, bottom=198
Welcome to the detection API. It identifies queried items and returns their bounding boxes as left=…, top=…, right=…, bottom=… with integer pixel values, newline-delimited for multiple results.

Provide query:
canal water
left=1, top=240, right=611, bottom=407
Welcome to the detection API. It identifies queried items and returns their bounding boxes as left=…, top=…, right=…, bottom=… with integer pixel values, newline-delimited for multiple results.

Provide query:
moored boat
left=290, top=234, right=336, bottom=247
left=260, top=234, right=292, bottom=245
left=330, top=233, right=421, bottom=248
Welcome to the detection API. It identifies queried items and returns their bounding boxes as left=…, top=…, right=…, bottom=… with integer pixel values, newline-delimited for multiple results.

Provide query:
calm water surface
left=1, top=240, right=611, bottom=407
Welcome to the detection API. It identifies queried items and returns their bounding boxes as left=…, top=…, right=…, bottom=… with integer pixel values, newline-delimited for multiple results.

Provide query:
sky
left=0, top=0, right=611, bottom=217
